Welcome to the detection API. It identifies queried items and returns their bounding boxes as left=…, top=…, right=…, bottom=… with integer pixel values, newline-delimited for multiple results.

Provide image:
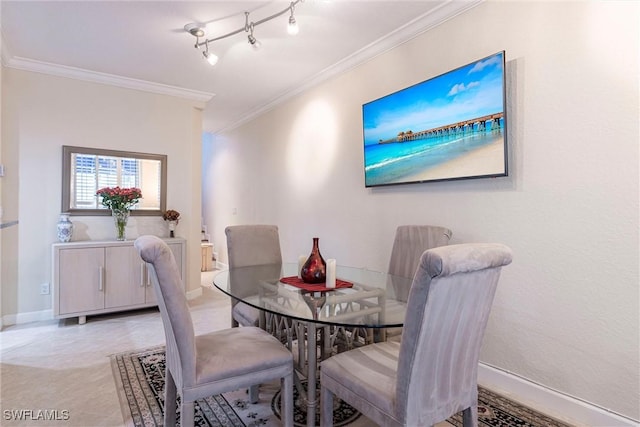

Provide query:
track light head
left=184, top=23, right=205, bottom=38
left=203, top=50, right=218, bottom=66
left=247, top=33, right=262, bottom=50
left=204, top=53, right=218, bottom=65
left=202, top=41, right=218, bottom=65
left=288, top=15, right=299, bottom=35
left=247, top=23, right=261, bottom=50
left=288, top=3, right=299, bottom=35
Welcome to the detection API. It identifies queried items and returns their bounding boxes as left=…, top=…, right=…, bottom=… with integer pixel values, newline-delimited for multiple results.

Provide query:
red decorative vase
left=301, top=237, right=326, bottom=283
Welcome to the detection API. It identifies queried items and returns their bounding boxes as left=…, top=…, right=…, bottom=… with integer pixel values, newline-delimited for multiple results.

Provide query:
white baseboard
left=186, top=287, right=202, bottom=300
left=3, top=289, right=203, bottom=325
left=478, top=363, right=639, bottom=427
left=2, top=309, right=53, bottom=327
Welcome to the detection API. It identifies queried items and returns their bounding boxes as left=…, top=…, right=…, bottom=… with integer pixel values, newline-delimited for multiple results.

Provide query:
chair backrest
left=388, top=225, right=452, bottom=302
left=225, top=225, right=282, bottom=268
left=134, top=235, right=196, bottom=389
left=388, top=225, right=452, bottom=279
left=396, top=243, right=512, bottom=425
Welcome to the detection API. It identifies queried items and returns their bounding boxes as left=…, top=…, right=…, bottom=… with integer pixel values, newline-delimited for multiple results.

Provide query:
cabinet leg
left=78, top=316, right=87, bottom=325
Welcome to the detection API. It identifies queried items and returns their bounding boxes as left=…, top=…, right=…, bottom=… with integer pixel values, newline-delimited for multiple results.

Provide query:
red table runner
left=280, top=276, right=353, bottom=292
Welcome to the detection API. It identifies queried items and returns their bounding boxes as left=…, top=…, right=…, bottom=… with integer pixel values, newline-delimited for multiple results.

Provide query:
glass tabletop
left=213, top=263, right=412, bottom=328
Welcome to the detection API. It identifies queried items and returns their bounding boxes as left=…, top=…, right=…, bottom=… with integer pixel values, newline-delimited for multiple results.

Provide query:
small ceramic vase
left=168, top=220, right=177, bottom=238
left=57, top=213, right=73, bottom=243
left=301, top=237, right=326, bottom=283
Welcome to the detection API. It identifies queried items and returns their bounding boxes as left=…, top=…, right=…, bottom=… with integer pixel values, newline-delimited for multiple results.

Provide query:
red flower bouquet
left=96, top=186, right=142, bottom=211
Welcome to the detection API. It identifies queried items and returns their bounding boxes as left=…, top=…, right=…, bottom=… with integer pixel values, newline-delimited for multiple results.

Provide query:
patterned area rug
left=448, top=387, right=572, bottom=427
left=111, top=346, right=573, bottom=427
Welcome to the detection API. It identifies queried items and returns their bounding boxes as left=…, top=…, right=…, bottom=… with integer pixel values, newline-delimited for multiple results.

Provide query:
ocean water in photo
left=364, top=128, right=504, bottom=186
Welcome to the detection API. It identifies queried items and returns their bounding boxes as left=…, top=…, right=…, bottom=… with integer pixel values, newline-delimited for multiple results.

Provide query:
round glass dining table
left=213, top=262, right=412, bottom=427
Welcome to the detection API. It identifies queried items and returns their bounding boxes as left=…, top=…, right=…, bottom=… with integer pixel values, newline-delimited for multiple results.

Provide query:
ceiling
left=1, top=1, right=479, bottom=134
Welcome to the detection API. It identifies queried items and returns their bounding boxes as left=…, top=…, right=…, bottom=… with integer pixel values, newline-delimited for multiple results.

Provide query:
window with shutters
left=62, top=146, right=166, bottom=216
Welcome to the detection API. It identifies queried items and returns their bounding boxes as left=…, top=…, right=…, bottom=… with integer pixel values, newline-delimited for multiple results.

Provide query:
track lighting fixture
left=245, top=14, right=262, bottom=50
left=202, top=41, right=219, bottom=66
left=185, top=0, right=303, bottom=66
left=184, top=23, right=205, bottom=38
left=247, top=22, right=262, bottom=50
left=288, top=3, right=299, bottom=35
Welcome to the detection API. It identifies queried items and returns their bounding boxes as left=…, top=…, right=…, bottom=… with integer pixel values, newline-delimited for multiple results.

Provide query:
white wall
left=1, top=69, right=203, bottom=320
left=203, top=0, right=639, bottom=421
left=0, top=8, right=4, bottom=324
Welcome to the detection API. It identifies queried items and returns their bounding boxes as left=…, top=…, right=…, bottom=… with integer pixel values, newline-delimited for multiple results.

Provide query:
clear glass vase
left=112, top=209, right=130, bottom=241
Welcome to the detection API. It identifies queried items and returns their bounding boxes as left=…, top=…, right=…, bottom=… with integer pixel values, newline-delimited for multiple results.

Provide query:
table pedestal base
left=271, top=379, right=361, bottom=427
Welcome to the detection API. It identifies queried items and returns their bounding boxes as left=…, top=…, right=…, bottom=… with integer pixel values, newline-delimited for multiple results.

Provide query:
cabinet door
left=144, top=271, right=157, bottom=304
left=143, top=261, right=157, bottom=305
left=105, top=246, right=146, bottom=308
left=58, top=248, right=105, bottom=314
left=168, top=243, right=183, bottom=273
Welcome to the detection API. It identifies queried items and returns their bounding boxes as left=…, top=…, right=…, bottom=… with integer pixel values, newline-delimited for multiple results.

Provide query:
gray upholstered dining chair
left=225, top=225, right=283, bottom=328
left=330, top=225, right=453, bottom=351
left=388, top=225, right=453, bottom=283
left=385, top=225, right=452, bottom=338
left=320, top=243, right=512, bottom=427
left=225, top=225, right=286, bottom=402
left=134, top=235, right=293, bottom=427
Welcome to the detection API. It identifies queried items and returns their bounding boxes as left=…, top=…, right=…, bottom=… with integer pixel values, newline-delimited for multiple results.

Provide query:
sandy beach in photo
left=399, top=138, right=505, bottom=183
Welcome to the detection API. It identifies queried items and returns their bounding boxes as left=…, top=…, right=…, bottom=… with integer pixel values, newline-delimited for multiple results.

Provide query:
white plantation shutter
left=72, top=153, right=140, bottom=210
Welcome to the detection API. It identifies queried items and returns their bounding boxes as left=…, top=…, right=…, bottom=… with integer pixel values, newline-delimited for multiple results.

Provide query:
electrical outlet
left=40, top=283, right=50, bottom=295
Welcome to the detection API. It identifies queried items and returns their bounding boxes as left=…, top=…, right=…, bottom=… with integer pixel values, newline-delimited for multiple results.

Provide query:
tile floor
left=0, top=271, right=232, bottom=426
left=0, top=271, right=450, bottom=427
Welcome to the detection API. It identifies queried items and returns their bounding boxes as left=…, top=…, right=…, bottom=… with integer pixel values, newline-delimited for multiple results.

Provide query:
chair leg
left=320, top=385, right=334, bottom=427
left=164, top=370, right=177, bottom=427
left=180, top=400, right=195, bottom=427
left=462, top=405, right=478, bottom=427
left=281, top=374, right=294, bottom=427
left=249, top=384, right=260, bottom=403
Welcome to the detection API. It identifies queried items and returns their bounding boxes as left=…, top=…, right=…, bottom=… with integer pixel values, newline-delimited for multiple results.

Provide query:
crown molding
left=213, top=0, right=483, bottom=134
left=1, top=0, right=480, bottom=131
left=0, top=22, right=213, bottom=102
left=4, top=56, right=214, bottom=103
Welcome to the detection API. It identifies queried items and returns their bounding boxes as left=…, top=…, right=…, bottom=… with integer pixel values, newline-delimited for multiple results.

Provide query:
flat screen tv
left=362, top=51, right=508, bottom=187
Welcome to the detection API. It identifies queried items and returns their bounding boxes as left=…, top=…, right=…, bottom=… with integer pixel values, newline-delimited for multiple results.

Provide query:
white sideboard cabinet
left=52, top=238, right=186, bottom=324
